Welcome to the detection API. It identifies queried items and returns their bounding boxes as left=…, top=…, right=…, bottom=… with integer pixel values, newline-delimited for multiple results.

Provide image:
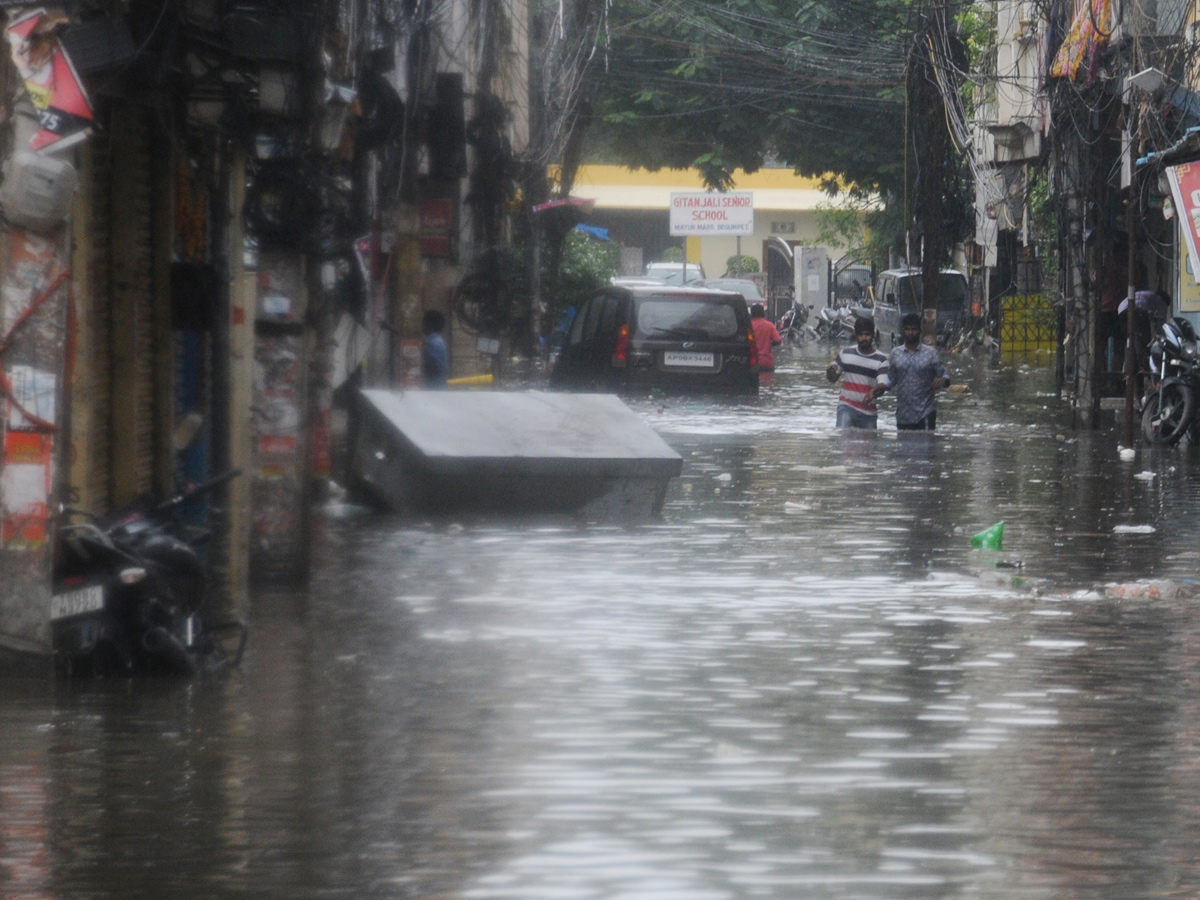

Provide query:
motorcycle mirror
left=119, top=567, right=148, bottom=585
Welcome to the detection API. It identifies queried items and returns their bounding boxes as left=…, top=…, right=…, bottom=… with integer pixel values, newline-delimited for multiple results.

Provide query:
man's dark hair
left=423, top=309, right=445, bottom=334
left=750, top=303, right=765, bottom=318
left=854, top=316, right=875, bottom=335
left=901, top=313, right=922, bottom=329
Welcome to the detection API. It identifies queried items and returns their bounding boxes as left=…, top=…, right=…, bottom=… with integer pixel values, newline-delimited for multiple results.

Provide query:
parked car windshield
left=698, top=279, right=764, bottom=300
left=893, top=273, right=968, bottom=313
left=645, top=263, right=703, bottom=285
left=834, top=264, right=872, bottom=303
left=634, top=298, right=741, bottom=341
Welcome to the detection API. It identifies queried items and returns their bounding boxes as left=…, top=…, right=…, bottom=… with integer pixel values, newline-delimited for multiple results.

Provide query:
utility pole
left=912, top=1, right=955, bottom=346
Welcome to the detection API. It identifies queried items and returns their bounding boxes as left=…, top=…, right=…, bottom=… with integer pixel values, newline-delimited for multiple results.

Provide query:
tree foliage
left=547, top=230, right=622, bottom=323
left=724, top=255, right=760, bottom=274
left=590, top=0, right=923, bottom=197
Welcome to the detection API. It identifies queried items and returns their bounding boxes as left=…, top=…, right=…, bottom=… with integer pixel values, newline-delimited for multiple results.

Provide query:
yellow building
left=569, top=164, right=863, bottom=280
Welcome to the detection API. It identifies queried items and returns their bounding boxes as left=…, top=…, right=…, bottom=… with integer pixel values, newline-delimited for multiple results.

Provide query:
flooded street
left=6, top=346, right=1200, bottom=899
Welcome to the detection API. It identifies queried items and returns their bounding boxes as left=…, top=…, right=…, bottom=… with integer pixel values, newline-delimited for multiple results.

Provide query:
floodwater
left=6, top=345, right=1200, bottom=900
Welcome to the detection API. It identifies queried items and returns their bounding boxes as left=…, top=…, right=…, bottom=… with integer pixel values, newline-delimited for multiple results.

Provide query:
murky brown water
left=5, top=347, right=1200, bottom=899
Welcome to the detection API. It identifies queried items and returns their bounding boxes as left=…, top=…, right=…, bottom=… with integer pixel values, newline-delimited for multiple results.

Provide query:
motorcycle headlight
left=119, top=567, right=147, bottom=585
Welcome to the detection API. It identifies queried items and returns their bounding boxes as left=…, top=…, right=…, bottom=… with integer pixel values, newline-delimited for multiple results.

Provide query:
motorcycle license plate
left=663, top=351, right=714, bottom=367
left=51, top=584, right=104, bottom=621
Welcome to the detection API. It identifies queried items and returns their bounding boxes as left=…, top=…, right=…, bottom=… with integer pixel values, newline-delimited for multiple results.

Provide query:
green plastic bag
left=971, top=521, right=1004, bottom=550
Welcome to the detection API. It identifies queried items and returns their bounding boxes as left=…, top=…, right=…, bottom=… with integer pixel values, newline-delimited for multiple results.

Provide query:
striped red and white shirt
left=831, top=346, right=889, bottom=415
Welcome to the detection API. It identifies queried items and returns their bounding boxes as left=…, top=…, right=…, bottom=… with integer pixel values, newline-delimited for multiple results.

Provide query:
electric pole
left=911, top=0, right=956, bottom=345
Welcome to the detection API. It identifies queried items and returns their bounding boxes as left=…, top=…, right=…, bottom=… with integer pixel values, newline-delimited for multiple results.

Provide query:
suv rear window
left=634, top=298, right=741, bottom=341
left=892, top=274, right=968, bottom=314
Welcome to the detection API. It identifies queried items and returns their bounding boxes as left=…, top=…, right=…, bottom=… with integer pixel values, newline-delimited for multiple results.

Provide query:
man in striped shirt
left=826, top=316, right=889, bottom=428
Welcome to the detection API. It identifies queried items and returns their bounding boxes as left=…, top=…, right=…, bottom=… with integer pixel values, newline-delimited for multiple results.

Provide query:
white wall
left=695, top=210, right=827, bottom=278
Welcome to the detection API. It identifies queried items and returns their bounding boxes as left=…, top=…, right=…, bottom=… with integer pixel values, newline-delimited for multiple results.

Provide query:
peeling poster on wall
left=1, top=431, right=52, bottom=549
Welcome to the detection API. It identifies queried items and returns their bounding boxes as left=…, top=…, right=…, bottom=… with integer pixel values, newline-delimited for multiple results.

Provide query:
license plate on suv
left=663, top=351, right=714, bottom=367
left=51, top=584, right=104, bottom=621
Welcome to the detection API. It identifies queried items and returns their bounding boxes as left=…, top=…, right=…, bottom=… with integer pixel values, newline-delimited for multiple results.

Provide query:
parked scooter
left=52, top=469, right=247, bottom=676
left=810, top=304, right=851, bottom=342
left=1142, top=317, right=1200, bottom=445
left=810, top=302, right=874, bottom=343
left=778, top=303, right=809, bottom=347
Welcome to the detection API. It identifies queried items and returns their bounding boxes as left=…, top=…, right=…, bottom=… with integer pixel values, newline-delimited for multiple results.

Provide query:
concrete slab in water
left=351, top=390, right=683, bottom=519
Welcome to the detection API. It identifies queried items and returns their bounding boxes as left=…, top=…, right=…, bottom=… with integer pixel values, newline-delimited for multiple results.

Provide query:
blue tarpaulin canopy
left=575, top=224, right=609, bottom=241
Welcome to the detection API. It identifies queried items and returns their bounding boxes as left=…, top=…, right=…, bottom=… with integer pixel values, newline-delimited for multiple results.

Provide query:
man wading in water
left=871, top=313, right=950, bottom=431
left=827, top=316, right=888, bottom=428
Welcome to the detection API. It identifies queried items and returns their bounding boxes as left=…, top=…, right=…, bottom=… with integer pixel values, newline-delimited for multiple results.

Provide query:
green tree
left=547, top=230, right=622, bottom=325
left=814, top=193, right=893, bottom=271
left=724, top=254, right=759, bottom=275
left=590, top=0, right=922, bottom=197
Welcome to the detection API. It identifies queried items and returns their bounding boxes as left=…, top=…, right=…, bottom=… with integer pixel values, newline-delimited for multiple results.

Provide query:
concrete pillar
left=0, top=225, right=72, bottom=657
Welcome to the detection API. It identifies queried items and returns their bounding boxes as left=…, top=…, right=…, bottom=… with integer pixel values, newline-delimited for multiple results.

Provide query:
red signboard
left=419, top=199, right=452, bottom=257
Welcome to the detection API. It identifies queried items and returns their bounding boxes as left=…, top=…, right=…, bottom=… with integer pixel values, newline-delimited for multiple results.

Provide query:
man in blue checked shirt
left=870, top=313, right=950, bottom=431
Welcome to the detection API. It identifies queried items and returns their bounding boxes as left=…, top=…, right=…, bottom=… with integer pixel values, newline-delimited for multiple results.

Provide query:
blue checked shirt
left=884, top=342, right=948, bottom=425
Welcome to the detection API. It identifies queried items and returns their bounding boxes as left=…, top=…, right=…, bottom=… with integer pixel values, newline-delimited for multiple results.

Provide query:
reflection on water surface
left=4, top=351, right=1200, bottom=899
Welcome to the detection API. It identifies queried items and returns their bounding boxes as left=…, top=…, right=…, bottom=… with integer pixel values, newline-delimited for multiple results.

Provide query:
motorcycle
left=810, top=302, right=873, bottom=343
left=778, top=303, right=809, bottom=348
left=52, top=469, right=248, bottom=676
left=1141, top=317, right=1200, bottom=445
left=809, top=303, right=850, bottom=342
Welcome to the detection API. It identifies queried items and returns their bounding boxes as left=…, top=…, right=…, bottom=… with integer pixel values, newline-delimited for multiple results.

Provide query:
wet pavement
left=5, top=344, right=1200, bottom=899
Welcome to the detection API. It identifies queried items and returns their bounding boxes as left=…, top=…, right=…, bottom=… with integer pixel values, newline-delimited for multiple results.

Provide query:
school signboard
left=669, top=191, right=754, bottom=235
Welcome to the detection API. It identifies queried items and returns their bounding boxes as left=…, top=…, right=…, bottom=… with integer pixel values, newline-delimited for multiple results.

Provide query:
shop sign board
left=1166, top=163, right=1200, bottom=290
left=419, top=200, right=453, bottom=257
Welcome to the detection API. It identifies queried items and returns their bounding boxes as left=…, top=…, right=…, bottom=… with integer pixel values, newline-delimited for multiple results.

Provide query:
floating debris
left=1104, top=580, right=1194, bottom=600
left=971, top=522, right=1004, bottom=550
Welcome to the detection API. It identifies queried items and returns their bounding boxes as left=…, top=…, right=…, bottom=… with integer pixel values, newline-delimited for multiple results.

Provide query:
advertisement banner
left=669, top=192, right=754, bottom=236
left=1, top=430, right=52, bottom=549
left=1180, top=220, right=1200, bottom=313
left=5, top=9, right=95, bottom=153
left=1166, top=162, right=1200, bottom=291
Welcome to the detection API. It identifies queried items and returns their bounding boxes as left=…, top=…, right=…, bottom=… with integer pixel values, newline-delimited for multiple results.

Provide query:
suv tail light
left=612, top=323, right=629, bottom=366
left=747, top=327, right=758, bottom=368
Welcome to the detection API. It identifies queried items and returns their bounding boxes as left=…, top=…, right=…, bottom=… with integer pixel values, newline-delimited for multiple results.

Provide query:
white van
left=872, top=267, right=969, bottom=348
left=645, top=262, right=704, bottom=285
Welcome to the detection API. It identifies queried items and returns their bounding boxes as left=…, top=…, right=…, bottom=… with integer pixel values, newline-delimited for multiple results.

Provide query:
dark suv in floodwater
left=550, top=285, right=759, bottom=395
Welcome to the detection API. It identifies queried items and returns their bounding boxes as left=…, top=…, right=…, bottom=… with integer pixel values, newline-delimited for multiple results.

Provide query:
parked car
left=872, top=267, right=969, bottom=348
left=645, top=261, right=704, bottom=285
left=695, top=278, right=765, bottom=304
left=833, top=261, right=873, bottom=305
left=610, top=276, right=667, bottom=287
left=549, top=285, right=759, bottom=395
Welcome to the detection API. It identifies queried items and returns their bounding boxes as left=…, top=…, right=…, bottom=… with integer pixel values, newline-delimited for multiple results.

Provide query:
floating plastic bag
left=970, top=521, right=1004, bottom=550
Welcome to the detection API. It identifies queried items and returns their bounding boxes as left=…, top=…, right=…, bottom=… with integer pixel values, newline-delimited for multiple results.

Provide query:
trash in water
left=1119, top=447, right=1136, bottom=462
left=1113, top=524, right=1156, bottom=534
left=1105, top=580, right=1192, bottom=600
left=1134, top=471, right=1156, bottom=481
left=971, top=521, right=1004, bottom=550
